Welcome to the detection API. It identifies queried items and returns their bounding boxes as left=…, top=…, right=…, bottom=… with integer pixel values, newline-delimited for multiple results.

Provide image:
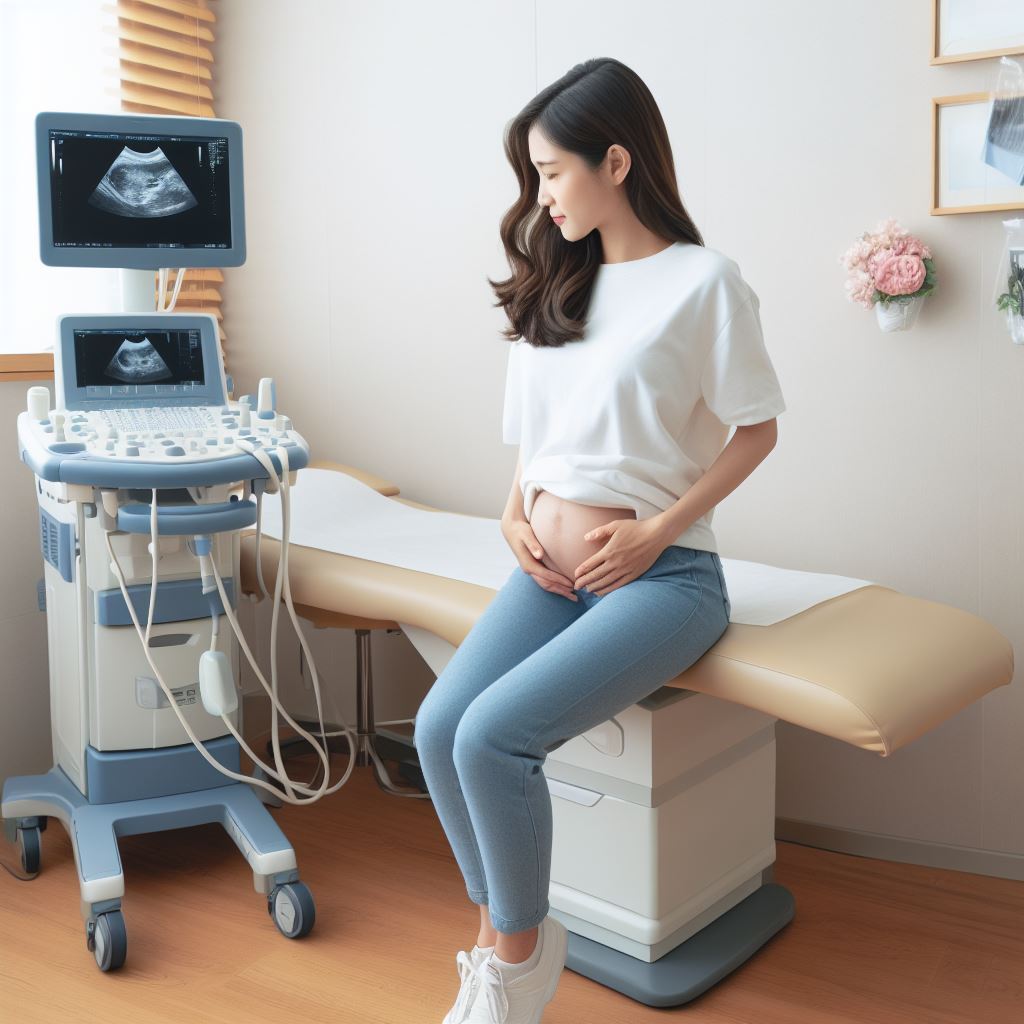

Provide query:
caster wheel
left=17, top=827, right=40, bottom=875
left=269, top=881, right=315, bottom=938
left=87, top=910, right=127, bottom=972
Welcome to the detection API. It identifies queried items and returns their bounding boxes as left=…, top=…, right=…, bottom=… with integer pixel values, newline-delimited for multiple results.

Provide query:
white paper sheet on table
left=257, top=469, right=878, bottom=626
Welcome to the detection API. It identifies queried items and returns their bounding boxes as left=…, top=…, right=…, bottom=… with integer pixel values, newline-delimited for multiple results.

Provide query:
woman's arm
left=651, top=419, right=778, bottom=544
left=501, top=451, right=527, bottom=526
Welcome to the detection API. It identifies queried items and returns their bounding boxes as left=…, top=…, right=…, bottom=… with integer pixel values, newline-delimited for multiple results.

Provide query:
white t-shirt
left=501, top=241, right=786, bottom=554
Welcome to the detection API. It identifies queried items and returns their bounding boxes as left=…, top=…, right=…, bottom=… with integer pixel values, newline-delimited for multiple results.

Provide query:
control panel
left=23, top=399, right=298, bottom=463
left=17, top=377, right=310, bottom=485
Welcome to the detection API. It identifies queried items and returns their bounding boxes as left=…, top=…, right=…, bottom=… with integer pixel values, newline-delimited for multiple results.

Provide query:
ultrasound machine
left=1, top=111, right=352, bottom=971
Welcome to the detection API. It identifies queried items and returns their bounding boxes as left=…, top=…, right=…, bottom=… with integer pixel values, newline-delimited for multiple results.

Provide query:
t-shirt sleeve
left=501, top=342, right=522, bottom=445
left=700, top=290, right=786, bottom=427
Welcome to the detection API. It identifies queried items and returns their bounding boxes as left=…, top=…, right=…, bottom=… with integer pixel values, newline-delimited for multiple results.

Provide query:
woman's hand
left=501, top=517, right=579, bottom=601
left=573, top=517, right=668, bottom=597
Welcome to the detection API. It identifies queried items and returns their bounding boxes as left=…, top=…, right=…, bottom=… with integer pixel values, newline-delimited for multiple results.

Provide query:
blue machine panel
left=84, top=736, right=242, bottom=804
left=95, top=576, right=237, bottom=626
left=39, top=508, right=74, bottom=582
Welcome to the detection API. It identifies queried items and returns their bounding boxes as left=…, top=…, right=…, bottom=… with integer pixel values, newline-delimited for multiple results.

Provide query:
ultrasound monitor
left=55, top=313, right=227, bottom=411
left=37, top=111, right=246, bottom=269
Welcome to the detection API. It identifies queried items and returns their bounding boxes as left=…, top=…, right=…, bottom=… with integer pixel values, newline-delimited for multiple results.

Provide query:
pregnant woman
left=414, top=57, right=786, bottom=1024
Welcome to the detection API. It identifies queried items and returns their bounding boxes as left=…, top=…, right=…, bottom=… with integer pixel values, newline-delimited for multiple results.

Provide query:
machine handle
left=116, top=499, right=258, bottom=536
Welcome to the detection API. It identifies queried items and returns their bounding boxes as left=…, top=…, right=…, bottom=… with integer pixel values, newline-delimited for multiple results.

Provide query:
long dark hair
left=488, top=58, right=705, bottom=349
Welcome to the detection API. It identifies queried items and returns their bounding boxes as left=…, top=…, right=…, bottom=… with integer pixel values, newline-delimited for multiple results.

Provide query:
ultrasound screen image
left=74, top=328, right=205, bottom=391
left=88, top=147, right=199, bottom=218
left=103, top=337, right=174, bottom=383
left=50, top=129, right=231, bottom=249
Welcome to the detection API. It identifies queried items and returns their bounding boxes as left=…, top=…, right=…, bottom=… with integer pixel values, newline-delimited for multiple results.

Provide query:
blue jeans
left=413, top=544, right=732, bottom=934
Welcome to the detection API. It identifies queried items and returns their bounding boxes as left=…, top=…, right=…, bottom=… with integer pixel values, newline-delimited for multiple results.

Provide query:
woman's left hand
left=574, top=517, right=669, bottom=597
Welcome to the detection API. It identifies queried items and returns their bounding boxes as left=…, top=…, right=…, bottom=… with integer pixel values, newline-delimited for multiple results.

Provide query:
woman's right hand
left=501, top=518, right=579, bottom=601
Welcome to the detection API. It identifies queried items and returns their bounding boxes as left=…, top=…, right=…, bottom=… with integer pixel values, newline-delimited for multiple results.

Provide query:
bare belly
left=529, top=489, right=637, bottom=586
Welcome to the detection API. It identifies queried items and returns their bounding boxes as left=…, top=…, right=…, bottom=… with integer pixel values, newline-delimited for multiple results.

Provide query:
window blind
left=110, top=0, right=230, bottom=367
left=0, top=0, right=118, bottom=375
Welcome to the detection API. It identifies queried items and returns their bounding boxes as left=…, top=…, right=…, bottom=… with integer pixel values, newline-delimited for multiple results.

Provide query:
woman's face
left=527, top=125, right=626, bottom=243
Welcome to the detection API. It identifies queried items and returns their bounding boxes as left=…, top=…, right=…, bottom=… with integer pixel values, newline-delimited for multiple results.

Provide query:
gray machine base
left=560, top=883, right=795, bottom=1007
left=1, top=764, right=300, bottom=923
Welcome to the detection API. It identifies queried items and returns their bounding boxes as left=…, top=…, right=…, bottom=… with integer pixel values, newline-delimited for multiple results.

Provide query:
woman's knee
left=452, top=698, right=527, bottom=773
left=451, top=705, right=493, bottom=771
left=413, top=691, right=460, bottom=758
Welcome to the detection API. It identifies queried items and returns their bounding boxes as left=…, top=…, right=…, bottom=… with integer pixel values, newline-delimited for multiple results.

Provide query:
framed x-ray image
left=931, top=0, right=1024, bottom=65
left=932, top=93, right=1024, bottom=215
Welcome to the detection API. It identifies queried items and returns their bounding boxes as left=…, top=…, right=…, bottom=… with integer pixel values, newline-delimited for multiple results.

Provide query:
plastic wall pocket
left=199, top=650, right=237, bottom=716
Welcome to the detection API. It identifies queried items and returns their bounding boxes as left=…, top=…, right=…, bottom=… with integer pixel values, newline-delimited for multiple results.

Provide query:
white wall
left=212, top=0, right=1024, bottom=869
left=2, top=0, right=1021, bottom=874
left=0, top=381, right=52, bottom=779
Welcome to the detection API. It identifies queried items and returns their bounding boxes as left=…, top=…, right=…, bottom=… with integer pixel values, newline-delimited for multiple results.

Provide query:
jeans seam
left=454, top=775, right=490, bottom=897
left=711, top=554, right=731, bottom=616
left=522, top=756, right=542, bottom=921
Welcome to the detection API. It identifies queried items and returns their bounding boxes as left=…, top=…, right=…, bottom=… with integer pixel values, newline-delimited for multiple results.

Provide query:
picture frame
left=931, top=92, right=1024, bottom=215
left=931, top=0, right=1024, bottom=65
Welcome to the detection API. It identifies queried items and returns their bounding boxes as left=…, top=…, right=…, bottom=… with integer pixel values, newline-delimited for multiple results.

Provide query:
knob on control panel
left=27, top=386, right=50, bottom=421
left=257, top=377, right=275, bottom=420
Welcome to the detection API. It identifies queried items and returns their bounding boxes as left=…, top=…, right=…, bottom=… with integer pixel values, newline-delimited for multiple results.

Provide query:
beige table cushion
left=240, top=462, right=1014, bottom=758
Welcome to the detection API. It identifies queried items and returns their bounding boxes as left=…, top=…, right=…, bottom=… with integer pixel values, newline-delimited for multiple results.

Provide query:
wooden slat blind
left=0, top=0, right=232, bottom=382
left=109, top=0, right=231, bottom=369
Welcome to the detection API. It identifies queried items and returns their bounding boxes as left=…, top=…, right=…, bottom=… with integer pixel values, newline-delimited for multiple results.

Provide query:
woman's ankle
left=494, top=925, right=539, bottom=964
left=477, top=908, right=497, bottom=948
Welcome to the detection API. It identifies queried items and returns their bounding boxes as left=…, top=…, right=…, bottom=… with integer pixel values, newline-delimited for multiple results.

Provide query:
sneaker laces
left=477, top=960, right=510, bottom=1023
left=449, top=949, right=484, bottom=1023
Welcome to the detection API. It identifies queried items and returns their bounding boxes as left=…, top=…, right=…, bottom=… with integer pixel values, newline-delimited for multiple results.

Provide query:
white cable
left=248, top=443, right=397, bottom=790
left=103, top=527, right=317, bottom=802
left=267, top=469, right=295, bottom=798
left=135, top=492, right=335, bottom=800
left=119, top=502, right=335, bottom=802
left=197, top=448, right=358, bottom=793
left=101, top=465, right=356, bottom=804
left=165, top=267, right=186, bottom=312
left=199, top=458, right=348, bottom=798
left=156, top=267, right=185, bottom=312
left=253, top=489, right=271, bottom=599
left=230, top=440, right=357, bottom=795
left=202, top=451, right=356, bottom=797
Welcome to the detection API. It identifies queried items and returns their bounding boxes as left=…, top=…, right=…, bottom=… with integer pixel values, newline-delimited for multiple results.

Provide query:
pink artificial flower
left=841, top=220, right=933, bottom=307
left=843, top=271, right=876, bottom=309
left=892, top=236, right=931, bottom=260
left=867, top=249, right=891, bottom=276
left=873, top=254, right=925, bottom=296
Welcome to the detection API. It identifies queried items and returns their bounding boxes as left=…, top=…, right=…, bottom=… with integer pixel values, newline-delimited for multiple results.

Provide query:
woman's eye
left=545, top=173, right=558, bottom=180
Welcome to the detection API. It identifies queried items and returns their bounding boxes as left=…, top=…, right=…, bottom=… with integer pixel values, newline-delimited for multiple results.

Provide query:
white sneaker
left=442, top=944, right=494, bottom=1024
left=466, top=915, right=569, bottom=1024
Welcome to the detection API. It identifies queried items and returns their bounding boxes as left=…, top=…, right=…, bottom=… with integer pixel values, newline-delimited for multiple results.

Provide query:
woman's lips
left=553, top=216, right=566, bottom=225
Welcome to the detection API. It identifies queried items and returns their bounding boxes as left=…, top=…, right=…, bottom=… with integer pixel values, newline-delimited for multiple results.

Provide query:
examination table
left=238, top=461, right=1014, bottom=1008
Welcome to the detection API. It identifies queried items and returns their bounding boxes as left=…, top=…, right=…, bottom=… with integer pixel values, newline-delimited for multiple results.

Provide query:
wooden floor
left=1, top=748, right=1022, bottom=1024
